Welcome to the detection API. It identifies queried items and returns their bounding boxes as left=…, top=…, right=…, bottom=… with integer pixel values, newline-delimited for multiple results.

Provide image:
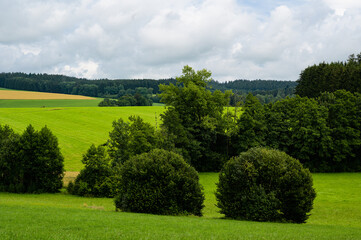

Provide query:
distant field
left=0, top=106, right=165, bottom=171
left=0, top=99, right=103, bottom=108
left=0, top=89, right=102, bottom=108
left=0, top=173, right=360, bottom=239
left=0, top=89, right=95, bottom=99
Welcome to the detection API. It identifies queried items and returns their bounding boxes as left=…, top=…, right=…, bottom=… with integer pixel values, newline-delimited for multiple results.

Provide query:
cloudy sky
left=1, top=0, right=361, bottom=81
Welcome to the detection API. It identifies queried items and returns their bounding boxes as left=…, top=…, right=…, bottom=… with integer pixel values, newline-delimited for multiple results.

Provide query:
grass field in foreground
left=0, top=173, right=360, bottom=239
left=0, top=106, right=165, bottom=171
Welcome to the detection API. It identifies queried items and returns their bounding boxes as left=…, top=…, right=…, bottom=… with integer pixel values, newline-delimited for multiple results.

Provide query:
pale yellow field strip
left=0, top=90, right=95, bottom=100
left=63, top=171, right=80, bottom=186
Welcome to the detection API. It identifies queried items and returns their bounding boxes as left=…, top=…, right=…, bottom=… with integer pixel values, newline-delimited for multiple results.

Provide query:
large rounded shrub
left=114, top=149, right=204, bottom=216
left=215, top=147, right=316, bottom=223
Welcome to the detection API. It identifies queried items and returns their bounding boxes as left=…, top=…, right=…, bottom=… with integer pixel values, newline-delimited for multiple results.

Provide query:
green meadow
left=0, top=106, right=165, bottom=171
left=0, top=173, right=360, bottom=239
left=0, top=93, right=360, bottom=239
left=0, top=99, right=103, bottom=108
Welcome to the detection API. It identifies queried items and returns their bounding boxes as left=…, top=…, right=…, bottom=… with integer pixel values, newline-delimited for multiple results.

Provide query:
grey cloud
left=1, top=0, right=361, bottom=81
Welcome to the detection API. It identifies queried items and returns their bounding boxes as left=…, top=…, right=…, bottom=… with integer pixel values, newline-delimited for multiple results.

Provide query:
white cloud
left=54, top=60, right=100, bottom=79
left=1, top=0, right=361, bottom=81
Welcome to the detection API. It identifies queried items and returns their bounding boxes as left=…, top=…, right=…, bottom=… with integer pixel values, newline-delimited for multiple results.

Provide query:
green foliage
left=114, top=149, right=205, bottom=216
left=295, top=53, right=361, bottom=98
left=68, top=144, right=116, bottom=197
left=0, top=124, right=64, bottom=193
left=318, top=90, right=361, bottom=171
left=265, top=96, right=332, bottom=171
left=99, top=91, right=153, bottom=107
left=216, top=147, right=316, bottom=223
left=0, top=125, right=21, bottom=192
left=108, top=115, right=158, bottom=164
left=98, top=98, right=118, bottom=106
left=233, top=93, right=267, bottom=153
left=236, top=91, right=361, bottom=172
left=159, top=65, right=232, bottom=171
left=0, top=72, right=177, bottom=97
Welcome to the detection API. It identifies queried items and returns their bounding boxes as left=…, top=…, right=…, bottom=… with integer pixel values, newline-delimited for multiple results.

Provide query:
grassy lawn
left=0, top=106, right=165, bottom=171
left=0, top=173, right=360, bottom=239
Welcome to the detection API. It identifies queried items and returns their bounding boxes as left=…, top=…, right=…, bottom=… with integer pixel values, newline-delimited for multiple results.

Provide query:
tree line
left=98, top=87, right=154, bottom=107
left=71, top=65, right=361, bottom=178
left=68, top=66, right=316, bottom=222
left=295, top=53, right=361, bottom=98
left=0, top=72, right=296, bottom=105
left=234, top=91, right=361, bottom=172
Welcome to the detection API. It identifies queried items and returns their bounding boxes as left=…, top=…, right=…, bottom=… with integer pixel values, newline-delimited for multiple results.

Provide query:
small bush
left=114, top=149, right=204, bottom=216
left=68, top=144, right=116, bottom=197
left=215, top=147, right=316, bottom=223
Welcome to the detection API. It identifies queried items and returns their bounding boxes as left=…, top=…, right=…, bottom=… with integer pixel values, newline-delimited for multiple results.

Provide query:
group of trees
left=295, top=53, right=361, bottom=98
left=0, top=72, right=296, bottom=107
left=212, top=79, right=296, bottom=105
left=69, top=69, right=239, bottom=195
left=3, top=54, right=361, bottom=222
left=98, top=87, right=154, bottom=107
left=82, top=65, right=361, bottom=175
left=68, top=115, right=160, bottom=197
left=0, top=73, right=174, bottom=98
left=159, top=66, right=233, bottom=171
left=234, top=90, right=361, bottom=172
left=0, top=125, right=64, bottom=193
left=229, top=87, right=295, bottom=105
left=69, top=114, right=315, bottom=221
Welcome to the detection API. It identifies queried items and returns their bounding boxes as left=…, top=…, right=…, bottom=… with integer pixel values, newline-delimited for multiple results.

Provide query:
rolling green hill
left=0, top=106, right=165, bottom=171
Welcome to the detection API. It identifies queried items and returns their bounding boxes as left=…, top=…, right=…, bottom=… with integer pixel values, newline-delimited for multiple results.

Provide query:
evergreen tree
left=296, top=53, right=361, bottom=97
left=18, top=125, right=64, bottom=193
left=0, top=125, right=64, bottom=193
left=0, top=125, right=21, bottom=192
left=36, top=126, right=64, bottom=192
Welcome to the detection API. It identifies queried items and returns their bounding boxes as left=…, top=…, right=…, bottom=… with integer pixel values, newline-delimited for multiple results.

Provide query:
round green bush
left=114, top=149, right=204, bottom=216
left=215, top=147, right=316, bottom=223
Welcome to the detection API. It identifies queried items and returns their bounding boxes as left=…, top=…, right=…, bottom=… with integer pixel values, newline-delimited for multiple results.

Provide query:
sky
left=1, top=0, right=361, bottom=82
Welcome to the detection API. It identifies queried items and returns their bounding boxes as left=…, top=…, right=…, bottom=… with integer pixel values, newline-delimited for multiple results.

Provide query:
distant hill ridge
left=0, top=72, right=297, bottom=98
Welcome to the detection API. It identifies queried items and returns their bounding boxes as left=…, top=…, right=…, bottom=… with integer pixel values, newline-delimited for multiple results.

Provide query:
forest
left=0, top=72, right=296, bottom=105
left=295, top=53, right=361, bottom=97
